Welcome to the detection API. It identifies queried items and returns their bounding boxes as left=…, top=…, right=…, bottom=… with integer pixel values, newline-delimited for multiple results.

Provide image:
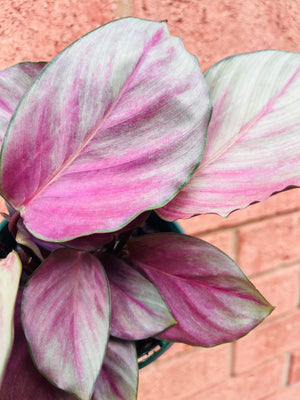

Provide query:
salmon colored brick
left=178, top=190, right=300, bottom=236
left=237, top=212, right=300, bottom=276
left=0, top=0, right=116, bottom=69
left=137, top=344, right=229, bottom=400
left=288, top=348, right=300, bottom=385
left=261, top=383, right=300, bottom=400
left=233, top=311, right=300, bottom=375
left=197, top=229, right=237, bottom=260
left=133, top=0, right=300, bottom=72
left=251, top=265, right=300, bottom=321
left=181, top=356, right=285, bottom=400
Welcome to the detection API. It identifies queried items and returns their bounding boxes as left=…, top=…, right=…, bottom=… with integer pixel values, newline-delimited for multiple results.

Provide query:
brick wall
left=1, top=1, right=300, bottom=399
left=138, top=190, right=300, bottom=400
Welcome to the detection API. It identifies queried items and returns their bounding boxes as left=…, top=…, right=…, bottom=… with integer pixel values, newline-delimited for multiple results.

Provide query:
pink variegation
left=0, top=18, right=210, bottom=242
left=92, top=338, right=138, bottom=400
left=0, top=16, right=299, bottom=400
left=0, top=291, right=75, bottom=400
left=158, top=50, right=300, bottom=220
left=127, top=233, right=273, bottom=346
left=22, top=249, right=110, bottom=400
left=101, top=252, right=176, bottom=340
left=0, top=62, right=45, bottom=146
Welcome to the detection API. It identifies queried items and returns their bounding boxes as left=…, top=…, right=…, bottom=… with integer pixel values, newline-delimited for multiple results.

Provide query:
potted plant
left=0, top=17, right=299, bottom=400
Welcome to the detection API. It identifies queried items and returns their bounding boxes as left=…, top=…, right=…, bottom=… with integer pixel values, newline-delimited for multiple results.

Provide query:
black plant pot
left=0, top=212, right=184, bottom=369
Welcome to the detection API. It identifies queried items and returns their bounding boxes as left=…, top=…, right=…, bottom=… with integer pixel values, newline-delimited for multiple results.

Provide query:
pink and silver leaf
left=127, top=233, right=273, bottom=346
left=22, top=248, right=110, bottom=400
left=92, top=338, right=138, bottom=400
left=0, top=291, right=75, bottom=399
left=100, top=252, right=176, bottom=340
left=158, top=50, right=300, bottom=220
left=0, top=18, right=211, bottom=241
left=0, top=62, right=45, bottom=148
left=0, top=251, right=21, bottom=385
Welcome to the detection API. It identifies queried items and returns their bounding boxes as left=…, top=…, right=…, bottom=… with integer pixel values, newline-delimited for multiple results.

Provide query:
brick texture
left=178, top=190, right=300, bottom=236
left=0, top=0, right=116, bottom=70
left=138, top=344, right=229, bottom=400
left=181, top=356, right=285, bottom=400
left=233, top=311, right=300, bottom=375
left=237, top=212, right=300, bottom=276
left=288, top=348, right=300, bottom=385
left=133, top=0, right=300, bottom=72
left=1, top=2, right=300, bottom=400
left=251, top=265, right=300, bottom=321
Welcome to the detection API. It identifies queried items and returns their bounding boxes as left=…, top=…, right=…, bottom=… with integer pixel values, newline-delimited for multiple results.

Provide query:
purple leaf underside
left=158, top=50, right=300, bottom=220
left=64, top=211, right=151, bottom=251
left=22, top=248, right=110, bottom=400
left=1, top=18, right=211, bottom=241
left=127, top=233, right=273, bottom=346
left=100, top=252, right=176, bottom=340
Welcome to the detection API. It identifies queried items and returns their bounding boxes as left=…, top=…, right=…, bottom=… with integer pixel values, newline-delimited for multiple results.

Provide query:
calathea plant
left=0, top=16, right=299, bottom=400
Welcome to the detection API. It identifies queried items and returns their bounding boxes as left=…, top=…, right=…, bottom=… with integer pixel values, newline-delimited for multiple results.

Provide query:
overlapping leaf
left=158, top=50, right=300, bottom=220
left=127, top=233, right=273, bottom=346
left=101, top=253, right=176, bottom=340
left=0, top=18, right=211, bottom=241
left=92, top=338, right=138, bottom=400
left=0, top=62, right=45, bottom=147
left=64, top=211, right=150, bottom=251
left=0, top=251, right=21, bottom=384
left=0, top=291, right=75, bottom=399
left=22, top=248, right=110, bottom=400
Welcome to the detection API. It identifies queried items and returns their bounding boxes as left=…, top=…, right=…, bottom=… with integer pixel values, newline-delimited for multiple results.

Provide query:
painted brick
left=233, top=311, right=300, bottom=375
left=181, top=356, right=285, bottom=400
left=137, top=344, right=229, bottom=400
left=198, top=229, right=236, bottom=260
left=178, top=190, right=300, bottom=236
left=251, top=265, right=300, bottom=321
left=262, top=383, right=300, bottom=400
left=133, top=0, right=300, bottom=72
left=237, top=212, right=300, bottom=276
left=288, top=348, right=300, bottom=385
left=0, top=0, right=116, bottom=69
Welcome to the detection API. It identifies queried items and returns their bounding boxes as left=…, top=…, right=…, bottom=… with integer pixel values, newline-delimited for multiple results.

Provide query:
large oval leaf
left=0, top=251, right=21, bottom=384
left=92, top=338, right=138, bottom=400
left=158, top=50, right=300, bottom=219
left=22, top=248, right=110, bottom=400
left=0, top=62, right=45, bottom=148
left=0, top=17, right=211, bottom=241
left=0, top=291, right=75, bottom=400
left=127, top=233, right=273, bottom=346
left=100, top=252, right=176, bottom=340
